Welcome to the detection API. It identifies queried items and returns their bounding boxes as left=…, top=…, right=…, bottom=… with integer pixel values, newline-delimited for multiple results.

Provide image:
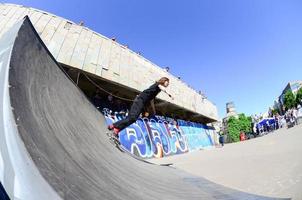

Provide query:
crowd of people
left=91, top=89, right=129, bottom=115
left=254, top=107, right=300, bottom=135
left=284, top=107, right=300, bottom=128
left=91, top=89, right=160, bottom=119
left=254, top=116, right=283, bottom=134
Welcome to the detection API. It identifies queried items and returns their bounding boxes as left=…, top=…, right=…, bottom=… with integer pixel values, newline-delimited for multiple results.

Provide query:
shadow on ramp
left=0, top=16, right=290, bottom=200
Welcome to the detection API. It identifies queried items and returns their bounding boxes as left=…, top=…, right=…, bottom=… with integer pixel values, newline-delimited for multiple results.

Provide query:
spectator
left=92, top=89, right=105, bottom=111
left=115, top=99, right=128, bottom=114
left=288, top=109, right=295, bottom=127
left=79, top=21, right=84, bottom=26
left=256, top=125, right=260, bottom=135
left=278, top=115, right=282, bottom=128
left=274, top=115, right=279, bottom=130
left=103, top=95, right=116, bottom=114
left=251, top=122, right=255, bottom=133
left=293, top=108, right=298, bottom=125
left=267, top=120, right=271, bottom=132
left=219, top=133, right=225, bottom=147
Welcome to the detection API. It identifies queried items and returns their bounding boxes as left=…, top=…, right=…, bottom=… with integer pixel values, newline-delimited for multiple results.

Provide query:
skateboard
left=106, top=131, right=123, bottom=152
left=106, top=130, right=173, bottom=167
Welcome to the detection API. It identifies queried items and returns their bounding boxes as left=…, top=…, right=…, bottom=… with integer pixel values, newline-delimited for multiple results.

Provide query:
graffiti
left=104, top=112, right=219, bottom=159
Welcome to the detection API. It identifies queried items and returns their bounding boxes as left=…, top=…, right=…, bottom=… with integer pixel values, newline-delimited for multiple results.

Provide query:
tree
left=227, top=116, right=240, bottom=142
left=227, top=114, right=252, bottom=142
left=271, top=109, right=279, bottom=115
left=238, top=114, right=252, bottom=133
left=284, top=90, right=296, bottom=110
left=296, top=88, right=302, bottom=107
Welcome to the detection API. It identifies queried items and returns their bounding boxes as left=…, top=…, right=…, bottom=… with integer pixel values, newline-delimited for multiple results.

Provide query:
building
left=273, top=99, right=281, bottom=114
left=0, top=3, right=218, bottom=123
left=278, top=81, right=302, bottom=114
left=226, top=102, right=238, bottom=118
left=222, top=102, right=238, bottom=134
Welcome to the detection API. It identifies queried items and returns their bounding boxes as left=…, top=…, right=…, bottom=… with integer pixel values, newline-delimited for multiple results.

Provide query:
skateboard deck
left=106, top=131, right=173, bottom=167
left=106, top=131, right=123, bottom=152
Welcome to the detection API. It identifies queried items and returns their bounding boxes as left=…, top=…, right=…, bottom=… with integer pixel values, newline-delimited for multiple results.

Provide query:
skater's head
left=157, top=77, right=169, bottom=87
left=144, top=112, right=150, bottom=117
left=108, top=95, right=113, bottom=102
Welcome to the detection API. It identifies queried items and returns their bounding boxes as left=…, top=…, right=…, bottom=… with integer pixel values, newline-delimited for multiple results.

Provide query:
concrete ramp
left=0, top=17, right=286, bottom=200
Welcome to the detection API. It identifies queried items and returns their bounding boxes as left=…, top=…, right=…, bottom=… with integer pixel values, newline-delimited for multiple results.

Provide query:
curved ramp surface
left=0, top=17, right=287, bottom=200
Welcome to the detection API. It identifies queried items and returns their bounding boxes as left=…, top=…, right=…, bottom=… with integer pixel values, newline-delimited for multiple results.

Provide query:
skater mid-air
left=108, top=77, right=173, bottom=139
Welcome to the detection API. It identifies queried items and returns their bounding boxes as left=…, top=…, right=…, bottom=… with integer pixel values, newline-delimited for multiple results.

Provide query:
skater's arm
left=158, top=85, right=174, bottom=100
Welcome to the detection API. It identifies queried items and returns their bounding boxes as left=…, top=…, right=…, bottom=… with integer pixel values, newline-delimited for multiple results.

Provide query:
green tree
left=227, top=114, right=252, bottom=142
left=271, top=109, right=279, bottom=115
left=227, top=116, right=240, bottom=142
left=284, top=90, right=296, bottom=110
left=296, top=88, right=302, bottom=107
left=238, top=114, right=251, bottom=133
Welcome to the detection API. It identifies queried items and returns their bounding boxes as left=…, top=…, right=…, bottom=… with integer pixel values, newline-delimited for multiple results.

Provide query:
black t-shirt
left=138, top=82, right=161, bottom=103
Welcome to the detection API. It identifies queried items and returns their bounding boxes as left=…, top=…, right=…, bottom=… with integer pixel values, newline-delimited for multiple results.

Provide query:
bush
left=227, top=114, right=252, bottom=142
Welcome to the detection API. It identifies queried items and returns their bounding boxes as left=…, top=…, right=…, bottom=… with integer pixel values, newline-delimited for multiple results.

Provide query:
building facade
left=222, top=101, right=238, bottom=134
left=277, top=81, right=302, bottom=114
left=0, top=3, right=218, bottom=123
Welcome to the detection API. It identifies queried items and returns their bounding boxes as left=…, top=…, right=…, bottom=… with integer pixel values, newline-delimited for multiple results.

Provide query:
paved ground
left=150, top=124, right=302, bottom=199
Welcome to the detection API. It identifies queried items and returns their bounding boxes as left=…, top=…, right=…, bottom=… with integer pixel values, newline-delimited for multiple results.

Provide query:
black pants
left=113, top=97, right=144, bottom=131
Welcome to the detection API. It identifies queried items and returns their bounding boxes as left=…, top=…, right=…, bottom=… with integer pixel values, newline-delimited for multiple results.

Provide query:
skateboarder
left=108, top=77, right=173, bottom=139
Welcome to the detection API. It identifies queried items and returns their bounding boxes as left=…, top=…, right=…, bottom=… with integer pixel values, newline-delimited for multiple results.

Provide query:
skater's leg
left=112, top=114, right=137, bottom=130
left=113, top=99, right=143, bottom=130
left=109, top=98, right=144, bottom=134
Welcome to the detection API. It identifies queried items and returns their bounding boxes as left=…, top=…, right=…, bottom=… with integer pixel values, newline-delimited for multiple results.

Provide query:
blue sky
left=4, top=0, right=302, bottom=119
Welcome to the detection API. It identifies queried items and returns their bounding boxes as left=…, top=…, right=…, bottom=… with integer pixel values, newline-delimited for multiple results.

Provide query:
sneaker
left=113, top=128, right=120, bottom=138
left=108, top=125, right=120, bottom=138
left=108, top=125, right=114, bottom=130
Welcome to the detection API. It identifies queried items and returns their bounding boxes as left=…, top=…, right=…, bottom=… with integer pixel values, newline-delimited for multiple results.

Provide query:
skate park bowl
left=0, top=17, right=290, bottom=200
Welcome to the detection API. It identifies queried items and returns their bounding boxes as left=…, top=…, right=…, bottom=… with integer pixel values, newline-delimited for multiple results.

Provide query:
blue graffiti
left=104, top=113, right=219, bottom=158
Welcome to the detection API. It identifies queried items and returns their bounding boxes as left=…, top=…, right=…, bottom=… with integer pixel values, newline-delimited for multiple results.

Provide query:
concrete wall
left=104, top=112, right=219, bottom=158
left=0, top=3, right=218, bottom=121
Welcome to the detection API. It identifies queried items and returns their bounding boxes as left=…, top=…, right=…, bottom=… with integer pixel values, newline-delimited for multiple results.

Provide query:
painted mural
left=104, top=111, right=219, bottom=159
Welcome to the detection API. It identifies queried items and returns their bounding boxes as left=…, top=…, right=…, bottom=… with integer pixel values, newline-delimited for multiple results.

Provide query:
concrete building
left=273, top=99, right=281, bottom=114
left=222, top=101, right=238, bottom=134
left=0, top=3, right=218, bottom=123
left=226, top=102, right=238, bottom=118
left=277, top=81, right=302, bottom=114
